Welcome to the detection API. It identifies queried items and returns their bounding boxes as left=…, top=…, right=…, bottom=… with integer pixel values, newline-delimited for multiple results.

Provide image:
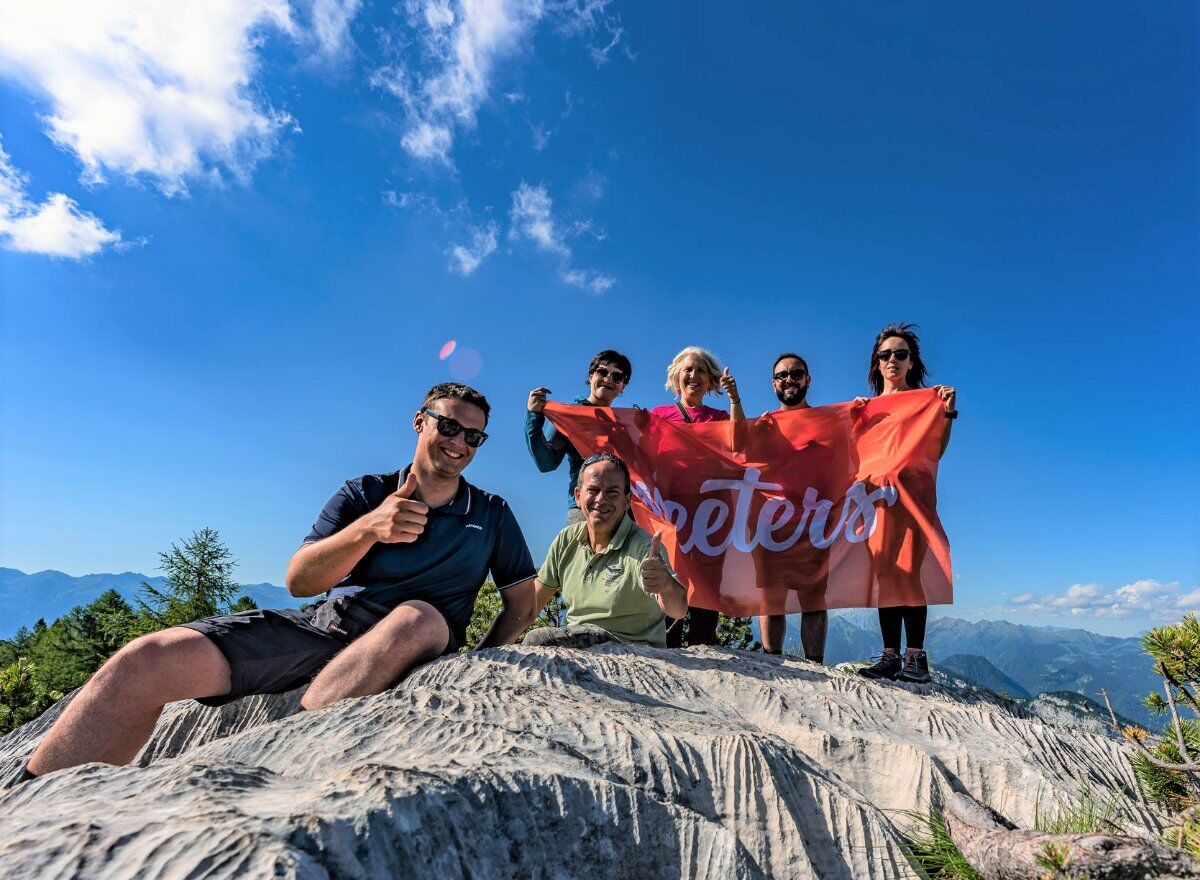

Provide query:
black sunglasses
left=592, top=365, right=628, bottom=385
left=877, top=349, right=910, bottom=362
left=420, top=408, right=489, bottom=448
left=772, top=368, right=808, bottom=382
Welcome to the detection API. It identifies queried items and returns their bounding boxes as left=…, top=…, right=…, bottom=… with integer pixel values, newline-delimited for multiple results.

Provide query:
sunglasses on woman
left=877, top=349, right=910, bottom=362
left=420, top=408, right=489, bottom=447
left=592, top=365, right=628, bottom=385
left=772, top=368, right=808, bottom=382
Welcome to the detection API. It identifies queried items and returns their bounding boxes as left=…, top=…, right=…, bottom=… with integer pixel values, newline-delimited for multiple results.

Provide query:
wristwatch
left=944, top=410, right=958, bottom=420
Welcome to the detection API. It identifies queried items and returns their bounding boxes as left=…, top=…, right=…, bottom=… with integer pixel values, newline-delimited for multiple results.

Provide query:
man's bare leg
left=760, top=614, right=787, bottom=654
left=301, top=600, right=449, bottom=711
left=801, top=610, right=827, bottom=663
left=27, top=628, right=231, bottom=776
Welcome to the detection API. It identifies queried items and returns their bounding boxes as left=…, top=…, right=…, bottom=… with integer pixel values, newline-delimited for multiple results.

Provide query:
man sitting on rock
left=525, top=453, right=688, bottom=649
left=23, top=383, right=538, bottom=780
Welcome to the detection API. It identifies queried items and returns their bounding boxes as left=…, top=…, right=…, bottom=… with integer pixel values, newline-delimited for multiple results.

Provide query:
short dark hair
left=578, top=452, right=631, bottom=493
left=587, top=349, right=633, bottom=384
left=772, top=352, right=810, bottom=374
left=867, top=322, right=928, bottom=396
left=422, top=382, right=491, bottom=424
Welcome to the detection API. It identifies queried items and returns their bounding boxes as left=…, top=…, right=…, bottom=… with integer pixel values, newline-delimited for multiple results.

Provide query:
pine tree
left=1104, top=613, right=1200, bottom=855
left=135, top=527, right=241, bottom=630
left=0, top=658, right=62, bottom=736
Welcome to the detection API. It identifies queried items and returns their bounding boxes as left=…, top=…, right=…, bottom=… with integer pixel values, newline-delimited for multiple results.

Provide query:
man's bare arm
left=475, top=579, right=537, bottom=649
left=286, top=473, right=429, bottom=598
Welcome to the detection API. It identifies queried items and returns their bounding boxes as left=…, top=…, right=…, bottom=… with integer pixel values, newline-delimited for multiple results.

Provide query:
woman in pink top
left=650, top=346, right=745, bottom=423
left=651, top=346, right=744, bottom=646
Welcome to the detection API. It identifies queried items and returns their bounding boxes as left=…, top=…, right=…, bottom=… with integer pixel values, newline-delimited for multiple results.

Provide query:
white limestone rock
left=0, top=645, right=1165, bottom=879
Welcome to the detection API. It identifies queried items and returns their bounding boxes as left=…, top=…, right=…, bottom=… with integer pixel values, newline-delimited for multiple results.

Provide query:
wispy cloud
left=308, top=0, right=363, bottom=59
left=0, top=138, right=121, bottom=259
left=1008, top=579, right=1200, bottom=622
left=447, top=221, right=498, bottom=275
left=373, top=0, right=624, bottom=163
left=0, top=0, right=299, bottom=195
left=509, top=181, right=613, bottom=293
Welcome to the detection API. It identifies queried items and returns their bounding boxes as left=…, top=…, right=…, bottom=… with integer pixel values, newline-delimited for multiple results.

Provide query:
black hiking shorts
left=182, top=593, right=456, bottom=707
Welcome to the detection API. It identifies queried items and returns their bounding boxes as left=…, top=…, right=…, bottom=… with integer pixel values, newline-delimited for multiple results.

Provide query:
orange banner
left=545, top=389, right=952, bottom=616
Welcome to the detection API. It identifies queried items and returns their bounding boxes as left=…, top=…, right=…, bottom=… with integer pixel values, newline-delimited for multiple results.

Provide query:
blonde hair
left=664, top=346, right=723, bottom=397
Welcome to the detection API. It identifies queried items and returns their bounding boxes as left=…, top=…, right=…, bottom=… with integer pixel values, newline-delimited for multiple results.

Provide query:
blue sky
left=1, top=1, right=1196, bottom=636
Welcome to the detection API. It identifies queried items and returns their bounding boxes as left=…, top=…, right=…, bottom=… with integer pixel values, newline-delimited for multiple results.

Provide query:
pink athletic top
left=650, top=403, right=731, bottom=423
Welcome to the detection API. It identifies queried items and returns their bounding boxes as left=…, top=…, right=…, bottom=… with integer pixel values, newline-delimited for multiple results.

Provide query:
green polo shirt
left=538, top=516, right=673, bottom=647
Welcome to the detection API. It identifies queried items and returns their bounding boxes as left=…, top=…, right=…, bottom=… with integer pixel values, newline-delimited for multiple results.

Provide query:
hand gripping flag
left=545, top=388, right=952, bottom=616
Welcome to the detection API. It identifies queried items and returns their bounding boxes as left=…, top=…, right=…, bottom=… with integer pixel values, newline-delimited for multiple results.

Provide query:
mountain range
left=0, top=568, right=303, bottom=638
left=796, top=609, right=1160, bottom=730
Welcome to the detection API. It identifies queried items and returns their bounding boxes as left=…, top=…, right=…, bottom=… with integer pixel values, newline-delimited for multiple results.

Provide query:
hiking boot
left=858, top=651, right=902, bottom=680
left=897, top=650, right=931, bottom=684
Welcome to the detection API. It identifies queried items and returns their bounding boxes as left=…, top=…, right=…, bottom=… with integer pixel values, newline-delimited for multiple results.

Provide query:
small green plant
left=1102, top=613, right=1200, bottom=859
left=1033, top=841, right=1071, bottom=875
left=902, top=806, right=981, bottom=880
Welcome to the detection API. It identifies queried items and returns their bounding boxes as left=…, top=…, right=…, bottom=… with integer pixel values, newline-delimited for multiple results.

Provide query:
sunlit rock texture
left=0, top=645, right=1163, bottom=879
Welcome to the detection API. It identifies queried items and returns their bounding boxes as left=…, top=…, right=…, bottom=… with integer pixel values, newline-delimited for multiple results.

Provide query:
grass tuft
left=1033, top=780, right=1127, bottom=835
left=902, top=807, right=982, bottom=880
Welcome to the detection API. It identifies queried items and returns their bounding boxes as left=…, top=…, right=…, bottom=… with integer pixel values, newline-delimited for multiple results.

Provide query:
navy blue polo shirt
left=303, top=465, right=536, bottom=645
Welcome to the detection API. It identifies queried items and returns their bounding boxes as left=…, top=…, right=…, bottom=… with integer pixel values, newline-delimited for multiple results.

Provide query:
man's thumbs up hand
left=640, top=531, right=669, bottom=595
left=364, top=471, right=429, bottom=544
left=394, top=471, right=418, bottom=499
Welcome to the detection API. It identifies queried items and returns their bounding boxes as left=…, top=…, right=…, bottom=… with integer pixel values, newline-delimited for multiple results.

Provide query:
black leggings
left=878, top=606, right=927, bottom=651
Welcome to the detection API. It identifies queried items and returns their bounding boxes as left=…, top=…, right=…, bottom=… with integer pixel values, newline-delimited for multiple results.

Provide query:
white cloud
left=0, top=0, right=298, bottom=195
left=447, top=221, right=498, bottom=275
left=1007, top=579, right=1200, bottom=622
left=376, top=0, right=624, bottom=162
left=308, top=0, right=363, bottom=59
left=510, top=181, right=568, bottom=256
left=0, top=138, right=121, bottom=259
left=509, top=180, right=613, bottom=293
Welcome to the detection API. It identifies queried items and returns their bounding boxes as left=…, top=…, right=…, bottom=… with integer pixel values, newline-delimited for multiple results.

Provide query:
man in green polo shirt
left=526, top=453, right=688, bottom=648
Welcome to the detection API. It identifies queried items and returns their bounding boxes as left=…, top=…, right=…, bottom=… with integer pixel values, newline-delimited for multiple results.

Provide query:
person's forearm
left=730, top=399, right=746, bottom=421
left=285, top=523, right=376, bottom=598
left=475, top=580, right=537, bottom=649
left=525, top=411, right=566, bottom=472
left=475, top=606, right=536, bottom=648
left=657, top=577, right=689, bottom=619
left=939, top=420, right=953, bottom=458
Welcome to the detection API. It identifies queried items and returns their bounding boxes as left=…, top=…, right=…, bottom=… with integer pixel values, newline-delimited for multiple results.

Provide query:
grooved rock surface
left=0, top=645, right=1164, bottom=879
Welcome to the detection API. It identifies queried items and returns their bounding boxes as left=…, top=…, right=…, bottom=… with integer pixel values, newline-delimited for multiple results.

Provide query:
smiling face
left=772, top=356, right=810, bottom=408
left=677, top=355, right=714, bottom=400
left=412, top=398, right=487, bottom=480
left=876, top=335, right=912, bottom=387
left=573, top=460, right=630, bottom=534
left=588, top=362, right=627, bottom=405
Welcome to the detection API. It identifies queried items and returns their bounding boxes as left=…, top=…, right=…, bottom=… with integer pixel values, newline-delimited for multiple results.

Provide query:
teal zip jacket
left=525, top=395, right=591, bottom=509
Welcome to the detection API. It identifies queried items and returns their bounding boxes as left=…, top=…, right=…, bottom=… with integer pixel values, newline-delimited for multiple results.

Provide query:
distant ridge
left=787, top=609, right=1162, bottom=731
left=0, top=568, right=302, bottom=638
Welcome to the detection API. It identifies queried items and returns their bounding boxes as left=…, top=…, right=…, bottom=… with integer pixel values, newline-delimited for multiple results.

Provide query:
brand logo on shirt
left=465, top=523, right=483, bottom=531
left=603, top=562, right=623, bottom=590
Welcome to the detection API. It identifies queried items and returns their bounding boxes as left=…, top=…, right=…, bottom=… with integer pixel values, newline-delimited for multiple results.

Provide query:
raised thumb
left=648, top=531, right=662, bottom=558
left=394, top=471, right=418, bottom=499
left=722, top=366, right=731, bottom=378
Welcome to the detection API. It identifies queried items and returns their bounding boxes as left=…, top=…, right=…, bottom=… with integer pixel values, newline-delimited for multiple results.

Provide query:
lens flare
left=448, top=347, right=482, bottom=382
left=438, top=340, right=457, bottom=360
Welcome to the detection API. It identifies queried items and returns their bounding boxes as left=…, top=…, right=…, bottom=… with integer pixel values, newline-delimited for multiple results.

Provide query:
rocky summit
left=0, top=645, right=1166, bottom=879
